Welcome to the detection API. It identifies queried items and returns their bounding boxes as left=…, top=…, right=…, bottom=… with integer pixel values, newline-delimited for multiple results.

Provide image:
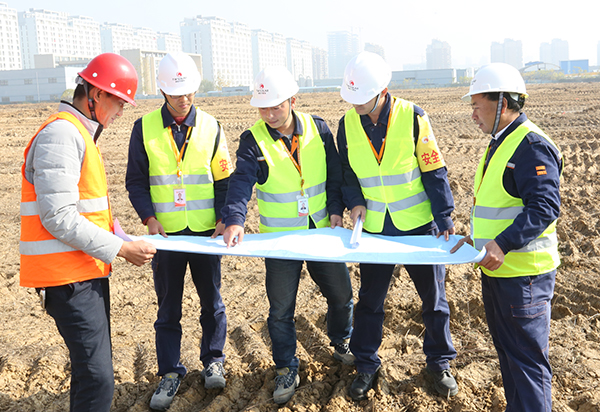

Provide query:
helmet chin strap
left=369, top=93, right=381, bottom=114
left=163, top=93, right=179, bottom=115
left=491, top=91, right=504, bottom=136
left=82, top=79, right=103, bottom=140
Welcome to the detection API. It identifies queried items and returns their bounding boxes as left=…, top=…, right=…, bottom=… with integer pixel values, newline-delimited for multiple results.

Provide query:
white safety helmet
left=462, top=62, right=528, bottom=102
left=157, top=52, right=201, bottom=95
left=250, top=66, right=299, bottom=108
left=341, top=51, right=391, bottom=105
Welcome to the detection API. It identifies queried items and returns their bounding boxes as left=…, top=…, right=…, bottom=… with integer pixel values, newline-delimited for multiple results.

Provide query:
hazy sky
left=14, top=0, right=600, bottom=68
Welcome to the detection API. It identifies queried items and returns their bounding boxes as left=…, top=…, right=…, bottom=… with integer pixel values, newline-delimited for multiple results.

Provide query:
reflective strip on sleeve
left=77, top=197, right=109, bottom=213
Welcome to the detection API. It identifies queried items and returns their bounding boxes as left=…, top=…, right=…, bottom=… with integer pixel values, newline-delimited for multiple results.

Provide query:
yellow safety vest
left=251, top=112, right=330, bottom=233
left=344, top=97, right=433, bottom=232
left=472, top=120, right=561, bottom=277
left=20, top=112, right=113, bottom=287
left=142, top=108, right=218, bottom=233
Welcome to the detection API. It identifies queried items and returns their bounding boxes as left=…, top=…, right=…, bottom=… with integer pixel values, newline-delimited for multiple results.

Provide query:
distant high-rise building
left=0, top=3, right=21, bottom=70
left=157, top=32, right=182, bottom=53
left=18, top=8, right=101, bottom=69
left=180, top=16, right=253, bottom=87
left=286, top=38, right=313, bottom=86
left=364, top=42, right=385, bottom=60
left=426, top=39, right=451, bottom=69
left=540, top=39, right=568, bottom=66
left=101, top=24, right=157, bottom=55
left=491, top=38, right=522, bottom=69
left=251, top=29, right=286, bottom=79
left=312, top=47, right=328, bottom=81
left=327, top=31, right=360, bottom=78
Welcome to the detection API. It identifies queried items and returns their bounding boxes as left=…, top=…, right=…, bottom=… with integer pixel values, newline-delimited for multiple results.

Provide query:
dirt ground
left=1, top=83, right=600, bottom=412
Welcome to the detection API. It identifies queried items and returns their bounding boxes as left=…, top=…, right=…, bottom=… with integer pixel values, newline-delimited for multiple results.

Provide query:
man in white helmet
left=452, top=62, right=562, bottom=411
left=338, top=51, right=458, bottom=400
left=219, top=66, right=354, bottom=404
left=126, top=51, right=233, bottom=411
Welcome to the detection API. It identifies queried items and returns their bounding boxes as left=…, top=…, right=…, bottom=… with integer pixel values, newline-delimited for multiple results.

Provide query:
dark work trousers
left=482, top=270, right=555, bottom=412
left=45, top=277, right=114, bottom=412
left=152, top=248, right=227, bottom=377
left=350, top=213, right=457, bottom=374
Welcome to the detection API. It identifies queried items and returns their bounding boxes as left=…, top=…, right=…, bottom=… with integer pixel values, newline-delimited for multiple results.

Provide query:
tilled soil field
left=1, top=83, right=599, bottom=411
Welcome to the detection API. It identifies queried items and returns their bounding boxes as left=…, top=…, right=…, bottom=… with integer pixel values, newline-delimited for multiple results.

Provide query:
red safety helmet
left=78, top=53, right=138, bottom=106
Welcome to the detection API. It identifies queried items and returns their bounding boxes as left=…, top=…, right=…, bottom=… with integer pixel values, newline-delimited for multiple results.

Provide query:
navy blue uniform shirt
left=220, top=111, right=345, bottom=228
left=126, top=103, right=229, bottom=235
left=336, top=93, right=455, bottom=234
left=484, top=113, right=562, bottom=254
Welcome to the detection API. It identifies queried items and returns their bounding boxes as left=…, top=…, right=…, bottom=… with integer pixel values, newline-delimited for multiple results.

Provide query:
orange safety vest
left=20, top=112, right=113, bottom=288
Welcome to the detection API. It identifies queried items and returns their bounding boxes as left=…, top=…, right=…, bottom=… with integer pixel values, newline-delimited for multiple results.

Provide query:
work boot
left=332, top=342, right=355, bottom=365
left=150, top=372, right=180, bottom=411
left=273, top=367, right=300, bottom=404
left=349, top=368, right=379, bottom=401
left=427, top=367, right=458, bottom=397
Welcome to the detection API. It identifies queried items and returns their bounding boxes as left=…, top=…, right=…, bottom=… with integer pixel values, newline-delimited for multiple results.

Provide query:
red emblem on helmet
left=176, top=72, right=182, bottom=77
left=350, top=80, right=355, bottom=86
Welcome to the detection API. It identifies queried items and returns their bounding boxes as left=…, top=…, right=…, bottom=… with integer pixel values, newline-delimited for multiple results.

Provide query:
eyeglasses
left=168, top=93, right=195, bottom=100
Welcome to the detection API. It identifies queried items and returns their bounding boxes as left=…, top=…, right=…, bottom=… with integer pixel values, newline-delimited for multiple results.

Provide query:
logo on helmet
left=346, top=80, right=359, bottom=92
left=172, top=72, right=187, bottom=84
left=256, top=83, right=269, bottom=95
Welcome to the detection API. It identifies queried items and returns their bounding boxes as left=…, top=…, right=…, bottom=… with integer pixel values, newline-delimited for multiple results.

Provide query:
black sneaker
left=349, top=368, right=379, bottom=401
left=332, top=342, right=355, bottom=365
left=427, top=367, right=458, bottom=397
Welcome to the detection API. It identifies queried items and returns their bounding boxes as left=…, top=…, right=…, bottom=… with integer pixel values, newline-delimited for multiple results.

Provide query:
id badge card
left=297, top=194, right=309, bottom=217
left=174, top=188, right=186, bottom=207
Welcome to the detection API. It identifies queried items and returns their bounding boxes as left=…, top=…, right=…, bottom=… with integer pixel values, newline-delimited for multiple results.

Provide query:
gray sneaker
left=332, top=342, right=355, bottom=365
left=150, top=372, right=180, bottom=411
left=201, top=361, right=226, bottom=389
left=273, top=367, right=300, bottom=404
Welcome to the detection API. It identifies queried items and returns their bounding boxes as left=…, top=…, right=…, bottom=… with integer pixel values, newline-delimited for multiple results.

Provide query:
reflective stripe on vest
left=344, top=97, right=433, bottom=232
left=20, top=112, right=112, bottom=288
left=251, top=112, right=329, bottom=233
left=472, top=119, right=561, bottom=277
left=142, top=108, right=217, bottom=233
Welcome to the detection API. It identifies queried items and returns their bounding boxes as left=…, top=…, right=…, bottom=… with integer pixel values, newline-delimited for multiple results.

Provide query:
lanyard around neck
left=168, top=126, right=193, bottom=178
left=280, top=135, right=305, bottom=195
left=365, top=100, right=395, bottom=164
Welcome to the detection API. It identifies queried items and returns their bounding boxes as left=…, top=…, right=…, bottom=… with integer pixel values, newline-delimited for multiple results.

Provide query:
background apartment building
left=540, top=39, right=569, bottom=67
left=157, top=32, right=182, bottom=53
left=312, top=47, right=328, bottom=81
left=251, top=30, right=286, bottom=80
left=100, top=23, right=158, bottom=55
left=327, top=30, right=360, bottom=79
left=426, top=39, right=451, bottom=70
left=18, top=8, right=101, bottom=69
left=0, top=3, right=20, bottom=70
left=491, top=38, right=523, bottom=69
left=181, top=16, right=253, bottom=87
left=286, top=38, right=313, bottom=86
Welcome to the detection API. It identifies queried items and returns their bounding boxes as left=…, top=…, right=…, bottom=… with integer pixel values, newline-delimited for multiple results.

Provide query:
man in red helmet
left=20, top=52, right=156, bottom=412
